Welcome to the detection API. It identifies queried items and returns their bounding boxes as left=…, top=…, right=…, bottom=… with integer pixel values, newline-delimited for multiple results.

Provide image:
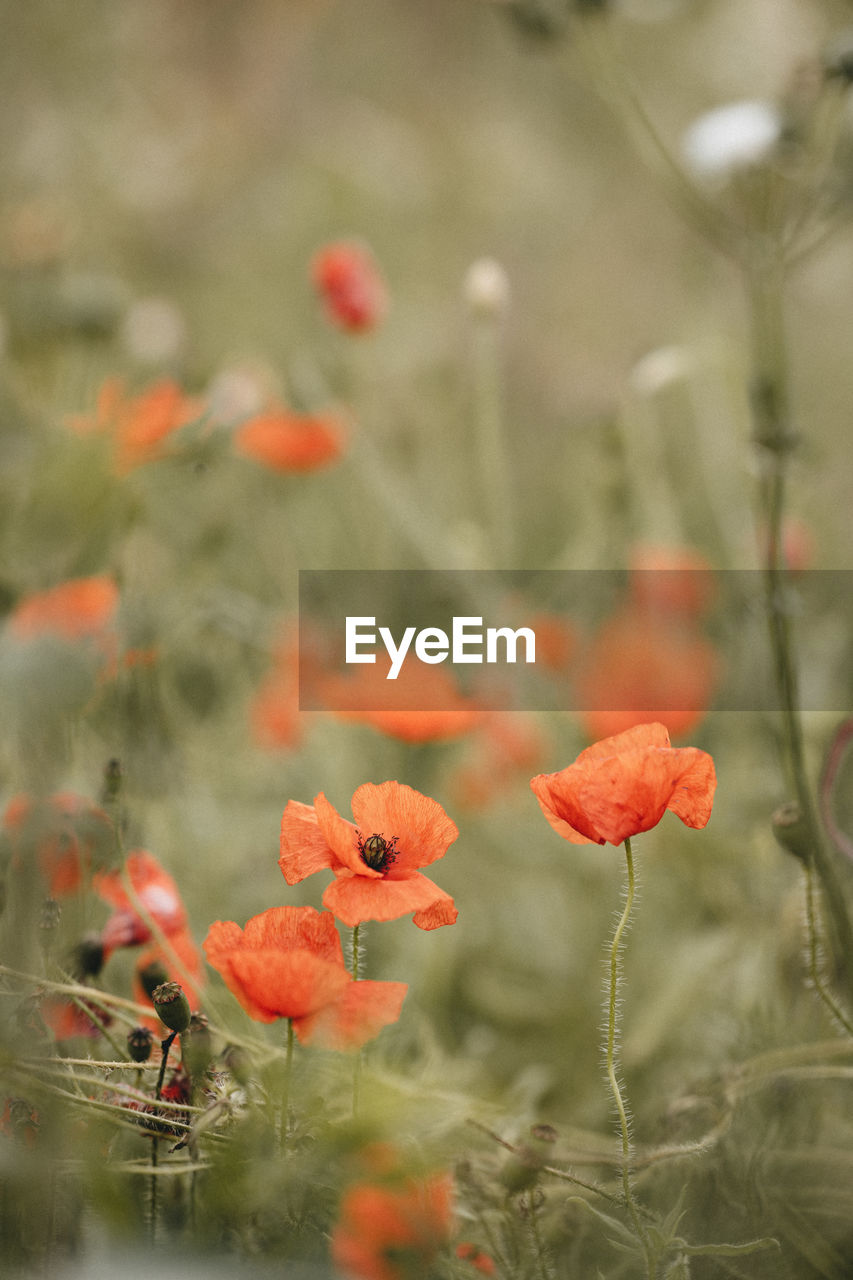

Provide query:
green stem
left=746, top=254, right=853, bottom=990
left=606, top=837, right=650, bottom=1268
left=149, top=1029, right=175, bottom=1245
left=471, top=312, right=513, bottom=568
left=526, top=1188, right=553, bottom=1280
left=281, top=1017, right=294, bottom=1150
left=351, top=924, right=362, bottom=1116
left=803, top=863, right=853, bottom=1038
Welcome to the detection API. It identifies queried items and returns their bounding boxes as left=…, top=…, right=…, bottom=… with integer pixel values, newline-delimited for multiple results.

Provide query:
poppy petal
left=323, top=870, right=454, bottom=927
left=242, top=904, right=344, bottom=967
left=350, top=781, right=459, bottom=872
left=529, top=773, right=603, bottom=844
left=279, top=800, right=336, bottom=884
left=314, top=793, right=375, bottom=877
left=296, top=979, right=407, bottom=1050
left=662, top=747, right=717, bottom=829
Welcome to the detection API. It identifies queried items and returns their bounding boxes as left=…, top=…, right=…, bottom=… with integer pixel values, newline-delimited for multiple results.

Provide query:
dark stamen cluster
left=358, top=832, right=399, bottom=873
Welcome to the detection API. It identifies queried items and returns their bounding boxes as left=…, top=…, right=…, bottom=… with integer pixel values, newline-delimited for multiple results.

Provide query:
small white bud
left=681, top=100, right=782, bottom=182
left=464, top=257, right=510, bottom=318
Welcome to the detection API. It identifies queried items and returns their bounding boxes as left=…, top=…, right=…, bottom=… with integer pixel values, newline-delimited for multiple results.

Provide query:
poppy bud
left=69, top=932, right=105, bottom=979
left=500, top=1144, right=543, bottom=1194
left=127, top=1025, right=154, bottom=1063
left=772, top=802, right=811, bottom=864
left=151, top=981, right=191, bottom=1034
left=311, top=241, right=387, bottom=333
left=101, top=757, right=122, bottom=803
left=464, top=258, right=509, bottom=319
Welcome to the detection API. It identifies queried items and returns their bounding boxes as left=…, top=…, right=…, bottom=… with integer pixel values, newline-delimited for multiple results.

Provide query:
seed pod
left=151, top=981, right=191, bottom=1034
left=127, top=1025, right=154, bottom=1063
left=772, top=803, right=811, bottom=864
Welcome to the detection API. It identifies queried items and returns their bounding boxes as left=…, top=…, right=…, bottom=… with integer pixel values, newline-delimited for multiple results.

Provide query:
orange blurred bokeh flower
left=456, top=1242, right=497, bottom=1274
left=321, top=659, right=484, bottom=745
left=203, top=905, right=406, bottom=1050
left=68, top=377, right=203, bottom=474
left=234, top=405, right=346, bottom=472
left=2, top=791, right=111, bottom=896
left=311, top=240, right=388, bottom=333
left=575, top=605, right=718, bottom=742
left=531, top=722, right=716, bottom=847
left=452, top=712, right=548, bottom=810
left=280, top=781, right=459, bottom=930
left=627, top=543, right=715, bottom=618
left=8, top=575, right=118, bottom=646
left=331, top=1170, right=453, bottom=1280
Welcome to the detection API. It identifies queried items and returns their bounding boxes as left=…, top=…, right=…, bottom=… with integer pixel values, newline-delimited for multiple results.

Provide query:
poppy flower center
left=358, top=832, right=399, bottom=873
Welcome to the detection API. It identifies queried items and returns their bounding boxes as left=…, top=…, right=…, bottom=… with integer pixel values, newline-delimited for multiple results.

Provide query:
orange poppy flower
left=203, top=906, right=406, bottom=1050
left=68, top=377, right=203, bottom=474
left=8, top=575, right=118, bottom=644
left=311, top=240, right=388, bottom=333
left=234, top=405, right=346, bottom=472
left=95, top=851, right=188, bottom=955
left=280, top=781, right=458, bottom=930
left=2, top=791, right=112, bottom=896
left=575, top=605, right=719, bottom=742
left=530, top=722, right=716, bottom=847
left=320, top=660, right=484, bottom=745
left=331, top=1171, right=453, bottom=1280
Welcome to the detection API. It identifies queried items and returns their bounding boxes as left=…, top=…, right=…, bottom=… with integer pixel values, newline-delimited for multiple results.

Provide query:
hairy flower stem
left=148, top=1029, right=176, bottom=1244
left=351, top=925, right=363, bottom=1115
left=606, top=838, right=650, bottom=1270
left=281, top=1017, right=294, bottom=1150
left=747, top=256, right=853, bottom=992
left=803, top=864, right=853, bottom=1038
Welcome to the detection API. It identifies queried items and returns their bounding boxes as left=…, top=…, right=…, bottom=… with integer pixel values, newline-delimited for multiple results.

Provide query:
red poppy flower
left=68, top=377, right=203, bottom=474
left=2, top=791, right=111, bottom=896
left=311, top=240, right=388, bottom=333
left=234, top=405, right=346, bottom=472
left=575, top=605, right=719, bottom=742
left=320, top=660, right=483, bottom=745
left=95, top=851, right=189, bottom=955
left=203, top=906, right=406, bottom=1050
left=331, top=1171, right=453, bottom=1280
left=531, top=722, right=716, bottom=847
left=280, top=782, right=458, bottom=930
left=8, top=576, right=119, bottom=645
